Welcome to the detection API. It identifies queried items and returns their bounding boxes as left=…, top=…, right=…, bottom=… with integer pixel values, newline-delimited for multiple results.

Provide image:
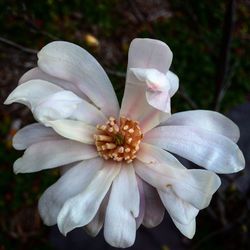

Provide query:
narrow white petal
left=37, top=41, right=119, bottom=117
left=19, top=67, right=89, bottom=100
left=120, top=38, right=173, bottom=133
left=38, top=158, right=103, bottom=226
left=144, top=125, right=245, bottom=174
left=158, top=187, right=199, bottom=225
left=13, top=123, right=61, bottom=150
left=142, top=180, right=165, bottom=228
left=14, top=140, right=98, bottom=173
left=104, top=164, right=140, bottom=248
left=46, top=119, right=96, bottom=144
left=173, top=218, right=196, bottom=239
left=4, top=80, right=62, bottom=108
left=134, top=161, right=221, bottom=209
left=162, top=110, right=240, bottom=142
left=57, top=161, right=120, bottom=235
left=85, top=193, right=109, bottom=237
left=137, top=143, right=184, bottom=169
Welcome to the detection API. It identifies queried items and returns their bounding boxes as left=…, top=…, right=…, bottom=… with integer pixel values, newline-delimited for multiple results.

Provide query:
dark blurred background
left=0, top=0, right=250, bottom=249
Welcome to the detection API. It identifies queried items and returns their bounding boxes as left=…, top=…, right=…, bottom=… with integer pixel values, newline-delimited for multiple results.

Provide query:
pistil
left=94, top=116, right=143, bottom=163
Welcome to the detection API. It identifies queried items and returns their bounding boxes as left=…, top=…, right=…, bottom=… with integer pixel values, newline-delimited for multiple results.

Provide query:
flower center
left=94, top=116, right=143, bottom=163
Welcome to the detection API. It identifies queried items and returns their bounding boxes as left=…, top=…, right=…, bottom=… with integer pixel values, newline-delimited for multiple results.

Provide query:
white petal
left=19, top=67, right=89, bottom=100
left=141, top=180, right=165, bottom=228
left=120, top=39, right=173, bottom=133
left=137, top=142, right=184, bottom=169
left=37, top=41, right=119, bottom=117
left=38, top=158, right=103, bottom=226
left=34, top=90, right=106, bottom=125
left=158, top=187, right=199, bottom=225
left=173, top=218, right=196, bottom=239
left=85, top=192, right=109, bottom=237
left=14, top=140, right=98, bottom=173
left=4, top=80, right=62, bottom=108
left=46, top=119, right=96, bottom=144
left=144, top=125, right=245, bottom=174
left=57, top=161, right=120, bottom=235
left=104, top=164, right=140, bottom=248
left=13, top=123, right=61, bottom=150
left=134, top=161, right=221, bottom=209
left=162, top=110, right=240, bottom=142
left=166, top=71, right=179, bottom=97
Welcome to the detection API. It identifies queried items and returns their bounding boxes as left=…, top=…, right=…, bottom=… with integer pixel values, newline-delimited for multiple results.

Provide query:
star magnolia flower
left=5, top=38, right=245, bottom=248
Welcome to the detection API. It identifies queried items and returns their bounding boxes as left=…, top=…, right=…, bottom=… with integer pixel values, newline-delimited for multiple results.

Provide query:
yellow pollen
left=94, top=116, right=143, bottom=163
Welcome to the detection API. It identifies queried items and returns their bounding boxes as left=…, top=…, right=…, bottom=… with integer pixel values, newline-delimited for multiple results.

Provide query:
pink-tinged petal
left=37, top=41, right=119, bottom=117
left=172, top=218, right=196, bottom=239
left=128, top=68, right=171, bottom=113
left=137, top=142, right=184, bottom=169
left=34, top=90, right=106, bottom=125
left=141, top=180, right=165, bottom=228
left=46, top=120, right=96, bottom=144
left=19, top=67, right=89, bottom=101
left=120, top=38, right=172, bottom=133
left=14, top=140, right=98, bottom=173
left=4, top=80, right=62, bottom=108
left=104, top=164, right=140, bottom=248
left=13, top=123, right=61, bottom=150
left=144, top=125, right=245, bottom=173
left=158, top=187, right=199, bottom=225
left=161, top=110, right=240, bottom=142
left=85, top=192, right=109, bottom=237
left=57, top=161, right=120, bottom=236
left=38, top=158, right=103, bottom=226
left=134, top=161, right=221, bottom=209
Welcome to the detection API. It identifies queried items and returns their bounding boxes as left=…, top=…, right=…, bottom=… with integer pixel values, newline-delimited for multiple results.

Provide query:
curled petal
left=14, top=140, right=98, bottom=173
left=166, top=71, right=179, bottom=97
left=104, top=164, right=140, bottom=248
left=37, top=41, right=119, bottom=117
left=128, top=68, right=171, bottom=113
left=34, top=90, right=106, bottom=125
left=57, top=161, right=120, bottom=235
left=144, top=125, right=245, bottom=173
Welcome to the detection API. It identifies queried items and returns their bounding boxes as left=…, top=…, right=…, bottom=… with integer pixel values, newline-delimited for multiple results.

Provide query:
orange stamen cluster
left=94, top=117, right=143, bottom=163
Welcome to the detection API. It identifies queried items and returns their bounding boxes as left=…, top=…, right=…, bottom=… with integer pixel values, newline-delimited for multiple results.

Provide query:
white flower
left=5, top=38, right=245, bottom=248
